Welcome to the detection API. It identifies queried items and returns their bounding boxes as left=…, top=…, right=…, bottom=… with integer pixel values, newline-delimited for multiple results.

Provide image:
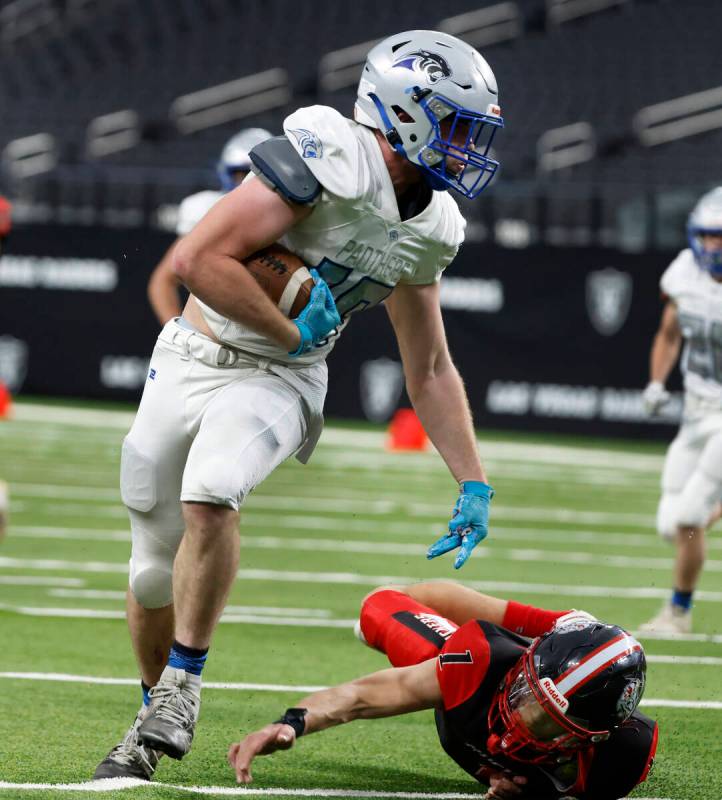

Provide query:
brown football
left=244, top=244, right=314, bottom=318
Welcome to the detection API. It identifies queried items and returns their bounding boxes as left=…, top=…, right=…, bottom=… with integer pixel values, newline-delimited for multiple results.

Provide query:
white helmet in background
left=218, top=127, right=272, bottom=190
left=688, top=186, right=722, bottom=277
left=354, top=30, right=503, bottom=198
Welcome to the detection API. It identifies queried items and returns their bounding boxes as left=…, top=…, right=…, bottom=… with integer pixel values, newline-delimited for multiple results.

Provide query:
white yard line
left=11, top=402, right=666, bottom=472
left=0, top=780, right=488, bottom=798
left=8, top=483, right=657, bottom=527
left=13, top=528, right=708, bottom=573
left=1, top=599, right=722, bottom=644
left=0, top=603, right=356, bottom=626
left=19, top=520, right=722, bottom=554
left=0, top=672, right=718, bottom=712
left=0, top=576, right=85, bottom=587
left=0, top=784, right=676, bottom=800
left=3, top=557, right=722, bottom=605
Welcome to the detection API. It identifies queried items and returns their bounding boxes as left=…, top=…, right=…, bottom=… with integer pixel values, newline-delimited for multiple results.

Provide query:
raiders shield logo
left=0, top=335, right=29, bottom=392
left=586, top=267, right=633, bottom=336
left=360, top=357, right=404, bottom=422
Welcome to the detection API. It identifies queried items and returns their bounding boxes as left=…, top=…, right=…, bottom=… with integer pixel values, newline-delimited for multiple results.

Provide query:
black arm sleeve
left=249, top=136, right=321, bottom=205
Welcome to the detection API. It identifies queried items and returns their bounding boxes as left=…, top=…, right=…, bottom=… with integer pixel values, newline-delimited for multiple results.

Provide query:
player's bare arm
left=228, top=659, right=440, bottom=784
left=147, top=239, right=183, bottom=325
left=173, top=177, right=313, bottom=352
left=650, top=301, right=682, bottom=384
left=385, top=282, right=487, bottom=484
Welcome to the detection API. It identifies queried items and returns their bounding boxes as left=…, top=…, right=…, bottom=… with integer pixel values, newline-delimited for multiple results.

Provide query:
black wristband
left=274, top=707, right=308, bottom=737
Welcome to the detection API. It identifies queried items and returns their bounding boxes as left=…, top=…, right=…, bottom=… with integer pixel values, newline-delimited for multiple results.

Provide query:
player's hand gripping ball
left=427, top=481, right=494, bottom=569
left=288, top=268, right=341, bottom=356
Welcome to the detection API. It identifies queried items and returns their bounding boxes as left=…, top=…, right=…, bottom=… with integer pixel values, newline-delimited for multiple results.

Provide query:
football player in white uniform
left=147, top=128, right=272, bottom=325
left=640, top=187, right=722, bottom=635
left=94, top=30, right=504, bottom=780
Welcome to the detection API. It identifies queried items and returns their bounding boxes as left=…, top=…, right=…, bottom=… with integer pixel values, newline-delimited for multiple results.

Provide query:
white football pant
left=656, top=403, right=722, bottom=541
left=121, top=319, right=327, bottom=608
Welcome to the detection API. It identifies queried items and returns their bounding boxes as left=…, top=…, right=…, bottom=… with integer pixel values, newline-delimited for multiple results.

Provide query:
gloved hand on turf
left=288, top=269, right=341, bottom=357
left=642, top=381, right=670, bottom=416
left=427, top=481, right=494, bottom=569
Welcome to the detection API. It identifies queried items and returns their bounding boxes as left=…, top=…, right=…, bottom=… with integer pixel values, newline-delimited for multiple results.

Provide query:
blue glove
left=427, top=481, right=494, bottom=569
left=288, top=269, right=341, bottom=357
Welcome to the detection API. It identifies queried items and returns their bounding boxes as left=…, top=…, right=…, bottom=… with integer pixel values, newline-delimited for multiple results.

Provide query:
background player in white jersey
left=147, top=128, right=272, bottom=325
left=641, top=187, right=722, bottom=635
left=94, top=30, right=504, bottom=780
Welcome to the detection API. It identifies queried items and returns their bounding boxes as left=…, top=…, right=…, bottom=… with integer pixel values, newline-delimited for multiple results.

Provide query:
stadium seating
left=0, top=0, right=718, bottom=234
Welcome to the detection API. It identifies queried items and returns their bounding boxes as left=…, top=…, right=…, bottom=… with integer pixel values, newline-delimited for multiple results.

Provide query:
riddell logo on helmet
left=539, top=678, right=570, bottom=713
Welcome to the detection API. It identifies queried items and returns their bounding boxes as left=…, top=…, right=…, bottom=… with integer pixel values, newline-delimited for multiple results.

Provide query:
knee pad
left=127, top=507, right=184, bottom=609
left=656, top=494, right=680, bottom=542
left=129, top=562, right=173, bottom=608
left=120, top=438, right=157, bottom=512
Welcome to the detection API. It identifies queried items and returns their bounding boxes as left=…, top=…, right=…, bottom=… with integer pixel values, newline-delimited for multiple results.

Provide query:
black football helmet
left=487, top=619, right=646, bottom=765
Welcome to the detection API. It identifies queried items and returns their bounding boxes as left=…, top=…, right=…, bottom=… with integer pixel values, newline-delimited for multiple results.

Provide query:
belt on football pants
left=159, top=318, right=249, bottom=369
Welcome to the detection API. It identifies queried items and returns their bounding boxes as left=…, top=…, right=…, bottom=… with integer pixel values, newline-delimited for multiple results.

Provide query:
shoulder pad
left=283, top=106, right=364, bottom=200
left=249, top=137, right=321, bottom=205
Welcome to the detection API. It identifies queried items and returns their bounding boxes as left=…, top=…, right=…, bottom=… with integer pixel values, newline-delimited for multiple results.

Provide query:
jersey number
left=678, top=312, right=722, bottom=383
left=438, top=649, right=474, bottom=668
left=314, top=258, right=394, bottom=320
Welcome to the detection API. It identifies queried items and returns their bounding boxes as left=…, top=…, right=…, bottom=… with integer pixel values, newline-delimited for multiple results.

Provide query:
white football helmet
left=688, top=186, right=722, bottom=276
left=354, top=30, right=503, bottom=198
left=218, top=127, right=272, bottom=190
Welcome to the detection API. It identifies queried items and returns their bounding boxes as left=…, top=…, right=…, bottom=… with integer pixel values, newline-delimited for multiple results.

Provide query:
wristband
left=274, top=707, right=308, bottom=737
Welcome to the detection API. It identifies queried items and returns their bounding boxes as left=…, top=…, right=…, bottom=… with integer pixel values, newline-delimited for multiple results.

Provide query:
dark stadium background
left=1, top=0, right=719, bottom=437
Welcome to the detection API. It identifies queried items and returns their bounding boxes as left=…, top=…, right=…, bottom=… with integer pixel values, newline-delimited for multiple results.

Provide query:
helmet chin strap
left=367, top=92, right=448, bottom=191
left=367, top=92, right=407, bottom=157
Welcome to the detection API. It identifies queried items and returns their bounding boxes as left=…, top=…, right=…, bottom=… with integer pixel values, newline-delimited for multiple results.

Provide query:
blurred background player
left=229, top=581, right=656, bottom=800
left=147, top=128, right=272, bottom=325
left=641, top=186, right=722, bottom=635
left=0, top=194, right=11, bottom=542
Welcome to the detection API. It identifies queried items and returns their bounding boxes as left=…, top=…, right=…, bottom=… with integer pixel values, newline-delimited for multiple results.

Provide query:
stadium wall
left=0, top=224, right=680, bottom=438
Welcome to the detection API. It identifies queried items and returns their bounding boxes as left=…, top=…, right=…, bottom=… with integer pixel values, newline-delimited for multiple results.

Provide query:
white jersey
left=661, top=248, right=722, bottom=404
left=197, top=105, right=466, bottom=365
left=175, top=190, right=224, bottom=236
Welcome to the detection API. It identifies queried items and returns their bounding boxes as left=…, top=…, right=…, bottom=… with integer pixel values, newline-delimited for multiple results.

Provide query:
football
left=244, top=243, right=314, bottom=318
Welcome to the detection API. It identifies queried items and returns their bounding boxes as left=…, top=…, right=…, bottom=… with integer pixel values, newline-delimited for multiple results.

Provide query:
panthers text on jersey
left=435, top=620, right=658, bottom=800
left=195, top=105, right=466, bottom=365
left=661, top=248, right=722, bottom=405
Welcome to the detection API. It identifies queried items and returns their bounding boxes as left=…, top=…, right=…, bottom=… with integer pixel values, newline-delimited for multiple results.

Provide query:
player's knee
left=182, top=500, right=239, bottom=540
left=360, top=585, right=407, bottom=608
left=120, top=438, right=157, bottom=513
left=656, top=494, right=680, bottom=541
left=129, top=561, right=173, bottom=608
left=676, top=471, right=720, bottom=530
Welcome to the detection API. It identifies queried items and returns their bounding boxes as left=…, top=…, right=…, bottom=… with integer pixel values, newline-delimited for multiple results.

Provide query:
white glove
left=643, top=381, right=671, bottom=416
left=553, top=609, right=597, bottom=632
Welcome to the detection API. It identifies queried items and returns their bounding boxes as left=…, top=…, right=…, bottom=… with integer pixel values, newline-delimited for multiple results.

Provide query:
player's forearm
left=294, top=666, right=436, bottom=736
left=148, top=244, right=183, bottom=325
left=649, top=332, right=680, bottom=384
left=407, top=360, right=487, bottom=483
left=173, top=245, right=300, bottom=351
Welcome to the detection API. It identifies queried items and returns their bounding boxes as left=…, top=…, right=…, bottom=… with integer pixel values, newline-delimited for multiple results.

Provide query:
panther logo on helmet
left=391, top=50, right=452, bottom=84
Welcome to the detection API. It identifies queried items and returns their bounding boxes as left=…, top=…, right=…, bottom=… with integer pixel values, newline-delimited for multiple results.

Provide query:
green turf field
left=0, top=401, right=720, bottom=799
